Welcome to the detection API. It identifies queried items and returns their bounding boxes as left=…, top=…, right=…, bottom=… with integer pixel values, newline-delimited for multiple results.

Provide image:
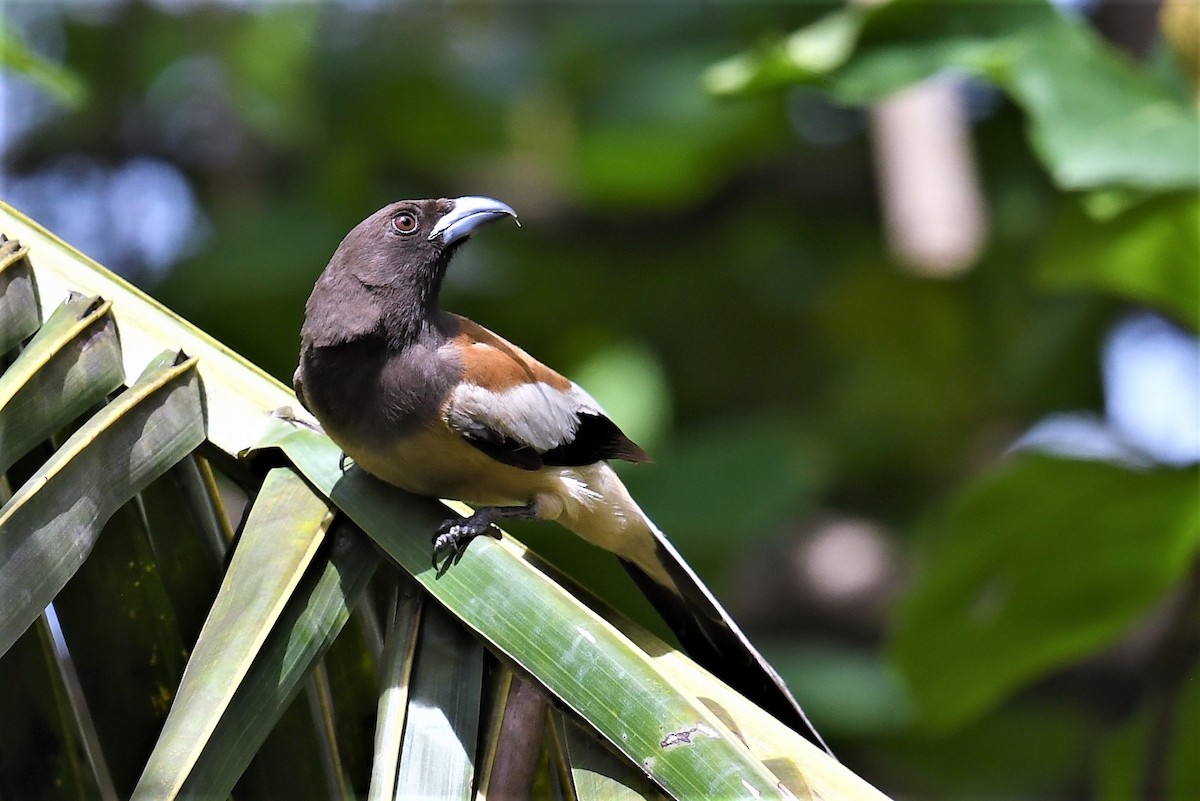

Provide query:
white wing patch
left=446, top=381, right=603, bottom=451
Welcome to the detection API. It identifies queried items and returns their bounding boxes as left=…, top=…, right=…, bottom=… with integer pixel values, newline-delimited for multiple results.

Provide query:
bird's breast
left=298, top=336, right=456, bottom=443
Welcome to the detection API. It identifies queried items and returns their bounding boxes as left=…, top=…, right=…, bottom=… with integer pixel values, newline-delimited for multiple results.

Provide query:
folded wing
left=441, top=317, right=650, bottom=470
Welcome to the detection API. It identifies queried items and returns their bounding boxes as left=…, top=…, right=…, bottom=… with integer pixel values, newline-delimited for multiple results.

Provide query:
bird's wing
left=441, top=316, right=650, bottom=470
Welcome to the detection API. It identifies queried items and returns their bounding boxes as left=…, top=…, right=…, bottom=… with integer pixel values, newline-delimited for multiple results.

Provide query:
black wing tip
left=614, top=439, right=653, bottom=464
left=539, top=412, right=652, bottom=467
left=458, top=411, right=652, bottom=469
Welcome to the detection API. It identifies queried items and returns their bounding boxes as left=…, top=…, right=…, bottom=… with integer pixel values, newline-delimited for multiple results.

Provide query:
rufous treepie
left=294, top=196, right=829, bottom=752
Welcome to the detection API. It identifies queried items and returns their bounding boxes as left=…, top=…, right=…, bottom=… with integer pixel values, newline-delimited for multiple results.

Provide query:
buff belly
left=335, top=423, right=557, bottom=508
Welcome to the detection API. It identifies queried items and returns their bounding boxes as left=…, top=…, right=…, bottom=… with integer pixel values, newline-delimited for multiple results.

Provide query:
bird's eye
left=391, top=212, right=419, bottom=235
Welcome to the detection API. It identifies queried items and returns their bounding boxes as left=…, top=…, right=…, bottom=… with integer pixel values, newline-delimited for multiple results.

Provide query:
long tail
left=554, top=464, right=832, bottom=755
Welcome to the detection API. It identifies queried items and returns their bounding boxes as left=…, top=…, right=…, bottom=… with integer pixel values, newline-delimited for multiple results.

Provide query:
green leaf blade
left=367, top=582, right=423, bottom=801
left=133, top=467, right=335, bottom=799
left=0, top=294, right=124, bottom=474
left=0, top=351, right=205, bottom=656
left=176, top=523, right=377, bottom=799
left=0, top=240, right=41, bottom=355
left=393, top=603, right=483, bottom=800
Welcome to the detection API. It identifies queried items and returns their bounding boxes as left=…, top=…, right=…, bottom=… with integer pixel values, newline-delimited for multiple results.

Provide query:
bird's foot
left=432, top=511, right=503, bottom=577
left=338, top=451, right=354, bottom=472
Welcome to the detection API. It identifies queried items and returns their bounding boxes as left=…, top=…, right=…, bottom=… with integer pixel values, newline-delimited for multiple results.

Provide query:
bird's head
left=336, top=196, right=519, bottom=289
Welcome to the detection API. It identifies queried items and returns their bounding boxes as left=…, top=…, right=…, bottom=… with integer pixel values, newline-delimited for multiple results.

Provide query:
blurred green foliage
left=1039, top=193, right=1199, bottom=329
left=0, top=18, right=85, bottom=108
left=706, top=0, right=1200, bottom=196
left=711, top=1, right=1199, bottom=797
left=2, top=0, right=1197, bottom=798
left=892, top=455, right=1200, bottom=730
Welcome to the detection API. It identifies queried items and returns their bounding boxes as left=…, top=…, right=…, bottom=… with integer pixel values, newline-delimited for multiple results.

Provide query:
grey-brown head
left=332, top=196, right=519, bottom=288
left=301, top=196, right=519, bottom=348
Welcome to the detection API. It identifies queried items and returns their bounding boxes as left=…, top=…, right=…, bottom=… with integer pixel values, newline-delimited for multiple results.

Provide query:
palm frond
left=0, top=201, right=888, bottom=801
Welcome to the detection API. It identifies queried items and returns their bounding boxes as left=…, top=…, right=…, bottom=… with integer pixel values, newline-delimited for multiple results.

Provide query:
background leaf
left=0, top=23, right=85, bottom=109
left=891, top=456, right=1200, bottom=730
left=706, top=0, right=1200, bottom=195
left=1038, top=194, right=1200, bottom=331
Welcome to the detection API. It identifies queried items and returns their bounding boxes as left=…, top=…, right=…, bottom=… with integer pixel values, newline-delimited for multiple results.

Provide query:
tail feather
left=620, top=531, right=831, bottom=755
left=553, top=464, right=832, bottom=754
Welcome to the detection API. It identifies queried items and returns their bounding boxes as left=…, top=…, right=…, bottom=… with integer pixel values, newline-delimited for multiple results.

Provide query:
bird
left=294, top=196, right=830, bottom=753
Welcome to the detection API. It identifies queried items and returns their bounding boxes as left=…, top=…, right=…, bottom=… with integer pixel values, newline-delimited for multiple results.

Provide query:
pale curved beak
left=428, top=196, right=519, bottom=244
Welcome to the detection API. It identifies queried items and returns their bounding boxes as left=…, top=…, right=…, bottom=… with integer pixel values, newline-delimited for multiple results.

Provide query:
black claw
left=431, top=512, right=501, bottom=577
left=338, top=451, right=352, bottom=472
left=428, top=503, right=535, bottom=577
